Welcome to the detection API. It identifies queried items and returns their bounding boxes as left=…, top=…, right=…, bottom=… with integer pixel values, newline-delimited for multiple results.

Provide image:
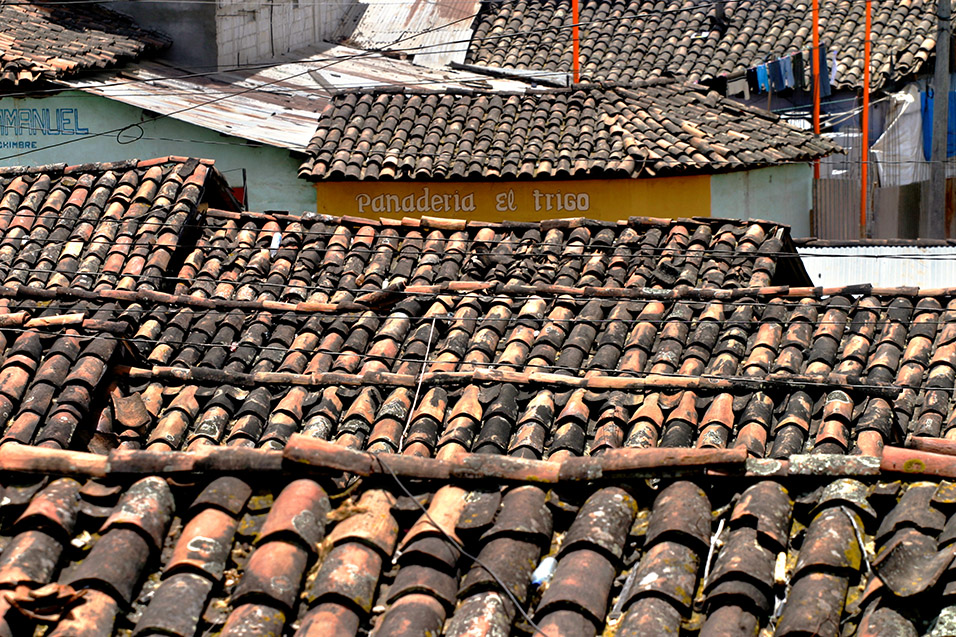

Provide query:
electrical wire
left=0, top=0, right=489, bottom=162
left=398, top=315, right=437, bottom=452
left=0, top=0, right=882, bottom=162
left=17, top=290, right=956, bottom=329
left=1, top=305, right=953, bottom=397
left=373, top=455, right=546, bottom=636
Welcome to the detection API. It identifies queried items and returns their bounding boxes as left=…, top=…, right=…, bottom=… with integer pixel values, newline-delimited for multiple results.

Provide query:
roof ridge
left=0, top=157, right=218, bottom=179
left=331, top=77, right=690, bottom=99
left=205, top=208, right=790, bottom=234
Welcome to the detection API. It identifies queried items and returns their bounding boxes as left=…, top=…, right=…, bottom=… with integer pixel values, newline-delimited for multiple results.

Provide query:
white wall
left=216, top=0, right=353, bottom=67
left=710, top=163, right=814, bottom=238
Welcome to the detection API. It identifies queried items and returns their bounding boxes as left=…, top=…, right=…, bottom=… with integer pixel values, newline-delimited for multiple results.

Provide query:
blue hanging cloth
left=780, top=56, right=795, bottom=89
left=768, top=59, right=785, bottom=91
left=920, top=89, right=956, bottom=160
left=756, top=65, right=770, bottom=92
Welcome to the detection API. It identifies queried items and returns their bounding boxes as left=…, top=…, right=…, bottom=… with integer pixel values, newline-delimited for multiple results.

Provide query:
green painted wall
left=0, top=90, right=316, bottom=213
left=710, top=163, right=814, bottom=238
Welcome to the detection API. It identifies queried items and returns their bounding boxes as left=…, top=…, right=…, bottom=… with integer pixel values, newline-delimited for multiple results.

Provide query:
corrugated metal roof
left=61, top=43, right=528, bottom=151
left=799, top=245, right=956, bottom=288
left=333, top=0, right=478, bottom=67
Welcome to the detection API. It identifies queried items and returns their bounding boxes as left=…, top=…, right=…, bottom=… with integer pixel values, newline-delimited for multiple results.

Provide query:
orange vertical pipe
left=860, top=0, right=871, bottom=237
left=572, top=0, right=580, bottom=83
left=812, top=0, right=820, bottom=179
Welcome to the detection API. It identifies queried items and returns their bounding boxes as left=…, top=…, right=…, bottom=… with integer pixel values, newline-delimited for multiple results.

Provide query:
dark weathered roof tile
left=301, top=82, right=837, bottom=181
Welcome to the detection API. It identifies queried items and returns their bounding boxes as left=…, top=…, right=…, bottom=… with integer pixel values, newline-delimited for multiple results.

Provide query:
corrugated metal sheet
left=799, top=245, right=956, bottom=287
left=812, top=131, right=874, bottom=239
left=62, top=43, right=527, bottom=151
left=333, top=0, right=479, bottom=67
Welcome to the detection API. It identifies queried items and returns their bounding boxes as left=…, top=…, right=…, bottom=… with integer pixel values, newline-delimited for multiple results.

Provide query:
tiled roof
left=0, top=210, right=814, bottom=453
left=116, top=211, right=949, bottom=460
left=0, top=157, right=237, bottom=450
left=465, top=0, right=935, bottom=91
left=2, top=163, right=956, bottom=635
left=0, top=2, right=169, bottom=86
left=300, top=82, right=839, bottom=181
left=0, top=157, right=235, bottom=292
left=62, top=44, right=530, bottom=152
left=9, top=206, right=956, bottom=460
left=7, top=201, right=956, bottom=464
left=0, top=472, right=954, bottom=636
left=120, top=214, right=827, bottom=455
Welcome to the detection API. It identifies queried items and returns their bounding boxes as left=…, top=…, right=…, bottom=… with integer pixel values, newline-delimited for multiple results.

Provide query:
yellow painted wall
left=315, top=176, right=711, bottom=222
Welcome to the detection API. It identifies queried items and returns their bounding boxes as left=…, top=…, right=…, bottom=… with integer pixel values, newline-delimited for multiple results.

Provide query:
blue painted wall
left=0, top=90, right=316, bottom=213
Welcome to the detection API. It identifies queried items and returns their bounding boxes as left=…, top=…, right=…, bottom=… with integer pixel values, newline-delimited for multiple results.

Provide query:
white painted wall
left=710, top=163, right=814, bottom=238
left=116, top=0, right=354, bottom=70
left=0, top=91, right=316, bottom=213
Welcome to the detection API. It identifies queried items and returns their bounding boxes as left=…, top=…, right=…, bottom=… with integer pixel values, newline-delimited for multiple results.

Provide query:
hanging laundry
left=818, top=43, right=831, bottom=97
left=768, top=59, right=785, bottom=91
left=746, top=67, right=759, bottom=94
left=792, top=51, right=806, bottom=90
left=830, top=49, right=838, bottom=84
left=780, top=56, right=795, bottom=89
left=801, top=51, right=815, bottom=91
left=920, top=89, right=956, bottom=160
left=872, top=85, right=926, bottom=187
left=756, top=64, right=770, bottom=92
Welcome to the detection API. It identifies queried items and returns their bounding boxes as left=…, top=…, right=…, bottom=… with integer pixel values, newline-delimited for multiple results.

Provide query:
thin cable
left=374, top=454, right=545, bottom=636
left=0, top=314, right=952, bottom=395
left=840, top=506, right=873, bottom=577
left=0, top=0, right=925, bottom=118
left=0, top=3, right=485, bottom=162
left=0, top=0, right=828, bottom=143
left=0, top=0, right=722, bottom=102
left=398, top=314, right=438, bottom=453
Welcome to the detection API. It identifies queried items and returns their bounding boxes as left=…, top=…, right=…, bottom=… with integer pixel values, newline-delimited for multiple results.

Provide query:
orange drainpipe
left=572, top=0, right=580, bottom=83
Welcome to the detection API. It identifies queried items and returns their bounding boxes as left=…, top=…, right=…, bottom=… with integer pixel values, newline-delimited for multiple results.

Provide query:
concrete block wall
left=215, top=0, right=354, bottom=67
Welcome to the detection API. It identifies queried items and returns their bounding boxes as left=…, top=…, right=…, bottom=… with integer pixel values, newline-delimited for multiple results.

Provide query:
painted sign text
left=0, top=108, right=89, bottom=136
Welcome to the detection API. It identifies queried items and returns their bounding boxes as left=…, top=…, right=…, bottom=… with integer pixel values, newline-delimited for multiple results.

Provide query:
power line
left=0, top=0, right=807, bottom=103
left=0, top=316, right=950, bottom=397
left=10, top=281, right=956, bottom=331
left=0, top=0, right=909, bottom=162
left=4, top=206, right=956, bottom=265
left=0, top=2, right=487, bottom=162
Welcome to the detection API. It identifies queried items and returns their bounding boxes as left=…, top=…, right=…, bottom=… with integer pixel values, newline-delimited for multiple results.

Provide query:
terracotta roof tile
left=0, top=207, right=921, bottom=464
left=1, top=464, right=956, bottom=635
left=300, top=82, right=839, bottom=181
left=0, top=2, right=168, bottom=86
left=466, top=0, right=932, bottom=91
left=9, top=175, right=956, bottom=637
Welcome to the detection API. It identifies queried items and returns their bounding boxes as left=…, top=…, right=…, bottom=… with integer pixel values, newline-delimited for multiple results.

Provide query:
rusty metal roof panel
left=334, top=0, right=479, bottom=67
left=61, top=43, right=526, bottom=151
